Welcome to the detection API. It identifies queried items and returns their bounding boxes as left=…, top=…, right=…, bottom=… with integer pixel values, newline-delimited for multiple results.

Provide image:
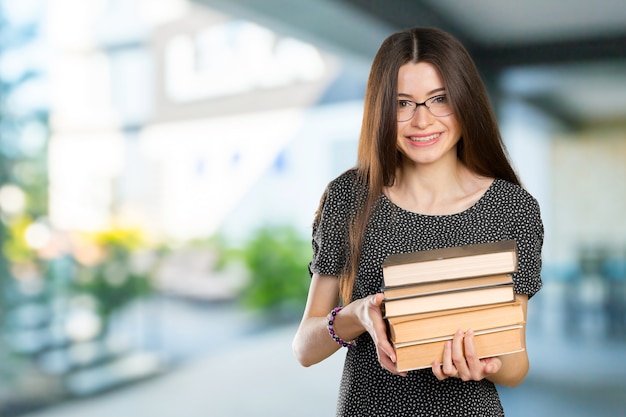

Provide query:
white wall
left=500, top=99, right=558, bottom=263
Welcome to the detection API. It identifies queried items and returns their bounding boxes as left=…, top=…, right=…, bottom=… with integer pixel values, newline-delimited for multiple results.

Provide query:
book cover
left=383, top=283, right=515, bottom=318
left=382, top=274, right=513, bottom=300
left=382, top=240, right=518, bottom=287
left=394, top=324, right=525, bottom=372
left=387, top=300, right=524, bottom=343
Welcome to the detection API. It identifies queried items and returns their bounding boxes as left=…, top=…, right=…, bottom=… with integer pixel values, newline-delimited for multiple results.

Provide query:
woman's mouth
left=409, top=133, right=440, bottom=142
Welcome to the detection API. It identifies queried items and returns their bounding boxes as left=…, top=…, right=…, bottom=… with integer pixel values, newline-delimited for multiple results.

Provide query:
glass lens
left=397, top=100, right=415, bottom=121
left=426, top=95, right=452, bottom=117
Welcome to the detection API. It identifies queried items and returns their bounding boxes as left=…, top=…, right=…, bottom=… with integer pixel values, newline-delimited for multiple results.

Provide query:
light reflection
left=0, top=184, right=26, bottom=214
left=24, top=221, right=52, bottom=249
left=64, top=307, right=102, bottom=342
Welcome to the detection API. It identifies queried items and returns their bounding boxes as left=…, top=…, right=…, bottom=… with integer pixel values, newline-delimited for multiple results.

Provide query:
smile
left=409, top=133, right=440, bottom=142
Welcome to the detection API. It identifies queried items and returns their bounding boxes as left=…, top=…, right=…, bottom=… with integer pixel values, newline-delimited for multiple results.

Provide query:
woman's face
left=395, top=62, right=462, bottom=168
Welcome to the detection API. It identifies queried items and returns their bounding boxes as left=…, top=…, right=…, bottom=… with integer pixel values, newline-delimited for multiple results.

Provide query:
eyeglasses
left=397, top=95, right=453, bottom=121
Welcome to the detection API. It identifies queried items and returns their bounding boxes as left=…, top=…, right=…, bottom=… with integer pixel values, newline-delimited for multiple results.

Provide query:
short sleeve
left=509, top=191, right=544, bottom=298
left=308, top=171, right=358, bottom=277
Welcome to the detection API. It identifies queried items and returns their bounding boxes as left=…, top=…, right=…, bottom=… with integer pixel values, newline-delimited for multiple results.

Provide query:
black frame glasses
left=397, top=95, right=453, bottom=121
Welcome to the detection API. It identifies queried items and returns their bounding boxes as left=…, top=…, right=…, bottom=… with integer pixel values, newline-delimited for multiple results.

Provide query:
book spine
left=382, top=274, right=513, bottom=299
left=383, top=252, right=517, bottom=287
left=383, top=240, right=517, bottom=266
left=394, top=326, right=524, bottom=372
left=384, top=282, right=513, bottom=302
left=388, top=302, right=524, bottom=343
left=383, top=285, right=515, bottom=317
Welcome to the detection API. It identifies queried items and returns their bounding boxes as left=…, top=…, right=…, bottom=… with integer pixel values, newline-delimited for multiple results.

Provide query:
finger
left=441, top=340, right=456, bottom=376
left=431, top=359, right=446, bottom=381
left=374, top=334, right=397, bottom=363
left=452, top=329, right=470, bottom=380
left=463, top=329, right=483, bottom=379
left=481, top=357, right=502, bottom=376
left=365, top=294, right=402, bottom=368
left=368, top=297, right=396, bottom=362
left=382, top=360, right=407, bottom=376
left=377, top=347, right=407, bottom=376
left=370, top=293, right=385, bottom=309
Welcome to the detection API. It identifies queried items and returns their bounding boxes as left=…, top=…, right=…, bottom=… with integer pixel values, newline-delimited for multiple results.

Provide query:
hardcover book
left=382, top=240, right=518, bottom=288
left=387, top=300, right=524, bottom=343
left=394, top=324, right=525, bottom=372
left=383, top=283, right=515, bottom=317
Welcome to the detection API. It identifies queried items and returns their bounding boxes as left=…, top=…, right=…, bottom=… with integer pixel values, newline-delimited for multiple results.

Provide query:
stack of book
left=382, top=240, right=525, bottom=372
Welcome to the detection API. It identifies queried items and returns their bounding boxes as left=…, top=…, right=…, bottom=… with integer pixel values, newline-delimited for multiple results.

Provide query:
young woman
left=292, top=27, right=543, bottom=416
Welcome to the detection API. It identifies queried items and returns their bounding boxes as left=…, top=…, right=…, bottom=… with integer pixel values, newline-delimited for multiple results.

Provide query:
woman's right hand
left=293, top=274, right=405, bottom=376
left=356, top=293, right=407, bottom=376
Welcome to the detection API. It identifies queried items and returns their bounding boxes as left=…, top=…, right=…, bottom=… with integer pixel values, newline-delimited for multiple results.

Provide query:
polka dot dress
left=310, top=170, right=544, bottom=417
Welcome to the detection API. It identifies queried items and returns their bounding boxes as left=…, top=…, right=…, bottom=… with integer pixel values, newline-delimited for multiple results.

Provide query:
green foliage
left=2, top=215, right=37, bottom=264
left=225, top=225, right=311, bottom=317
left=70, top=228, right=155, bottom=326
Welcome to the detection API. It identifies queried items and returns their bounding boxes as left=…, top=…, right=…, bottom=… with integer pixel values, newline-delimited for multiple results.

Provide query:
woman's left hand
left=431, top=329, right=503, bottom=381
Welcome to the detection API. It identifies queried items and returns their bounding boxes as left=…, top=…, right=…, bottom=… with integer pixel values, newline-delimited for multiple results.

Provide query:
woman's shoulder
left=323, top=168, right=363, bottom=202
left=327, top=168, right=359, bottom=190
left=313, top=169, right=360, bottom=231
left=491, top=178, right=541, bottom=211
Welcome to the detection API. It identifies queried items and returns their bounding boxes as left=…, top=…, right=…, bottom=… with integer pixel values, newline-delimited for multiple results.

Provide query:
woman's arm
left=292, top=274, right=342, bottom=366
left=292, top=274, right=403, bottom=375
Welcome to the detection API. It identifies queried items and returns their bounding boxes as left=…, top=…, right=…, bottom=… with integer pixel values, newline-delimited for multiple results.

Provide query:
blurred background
left=0, top=0, right=625, bottom=416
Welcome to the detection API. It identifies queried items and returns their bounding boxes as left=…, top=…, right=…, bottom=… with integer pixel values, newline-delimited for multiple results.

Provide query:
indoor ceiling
left=197, top=0, right=626, bottom=128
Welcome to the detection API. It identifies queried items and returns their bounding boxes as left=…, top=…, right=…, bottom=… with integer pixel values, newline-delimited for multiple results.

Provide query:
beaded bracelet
left=327, top=306, right=357, bottom=348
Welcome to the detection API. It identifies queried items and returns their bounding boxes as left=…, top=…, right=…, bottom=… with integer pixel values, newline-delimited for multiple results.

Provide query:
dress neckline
left=380, top=178, right=499, bottom=218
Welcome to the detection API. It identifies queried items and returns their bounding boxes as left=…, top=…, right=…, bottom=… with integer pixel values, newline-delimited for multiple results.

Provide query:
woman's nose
left=410, top=105, right=434, bottom=128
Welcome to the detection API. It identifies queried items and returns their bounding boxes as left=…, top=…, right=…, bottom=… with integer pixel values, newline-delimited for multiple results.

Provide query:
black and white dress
left=309, top=169, right=544, bottom=417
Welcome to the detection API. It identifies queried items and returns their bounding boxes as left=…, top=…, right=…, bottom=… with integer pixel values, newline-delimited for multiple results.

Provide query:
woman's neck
left=385, top=160, right=493, bottom=215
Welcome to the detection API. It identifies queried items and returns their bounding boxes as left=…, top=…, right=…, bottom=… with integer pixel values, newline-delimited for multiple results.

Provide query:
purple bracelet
left=327, top=306, right=357, bottom=348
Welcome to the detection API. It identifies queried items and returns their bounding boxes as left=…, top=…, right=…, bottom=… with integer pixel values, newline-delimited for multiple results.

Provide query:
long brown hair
left=335, top=27, right=520, bottom=303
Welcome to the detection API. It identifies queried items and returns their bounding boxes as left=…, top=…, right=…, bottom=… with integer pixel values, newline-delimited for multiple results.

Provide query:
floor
left=17, top=299, right=626, bottom=417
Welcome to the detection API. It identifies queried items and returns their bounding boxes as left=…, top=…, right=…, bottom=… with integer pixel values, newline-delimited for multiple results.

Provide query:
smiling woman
left=394, top=62, right=463, bottom=168
left=292, top=27, right=544, bottom=417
